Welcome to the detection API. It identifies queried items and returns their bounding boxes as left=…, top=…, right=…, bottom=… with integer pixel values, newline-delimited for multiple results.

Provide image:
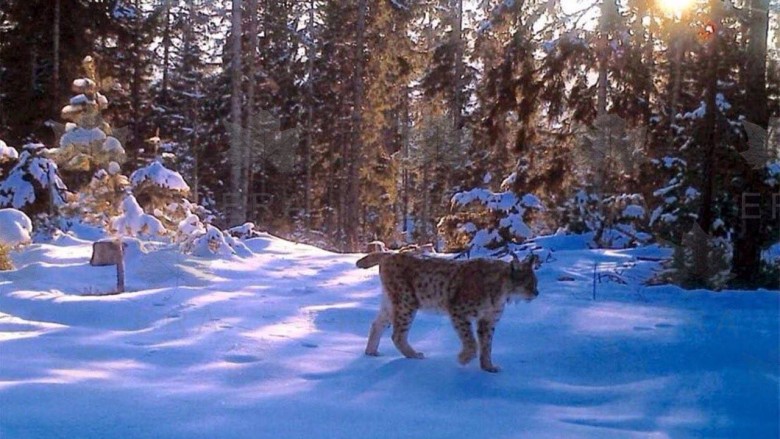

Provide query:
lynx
left=356, top=251, right=539, bottom=372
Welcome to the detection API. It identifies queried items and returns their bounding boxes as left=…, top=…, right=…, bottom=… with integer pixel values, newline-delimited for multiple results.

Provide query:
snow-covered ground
left=0, top=233, right=778, bottom=439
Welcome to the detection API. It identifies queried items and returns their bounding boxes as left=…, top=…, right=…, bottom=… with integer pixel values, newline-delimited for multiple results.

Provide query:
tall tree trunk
left=345, top=0, right=366, bottom=251
left=667, top=13, right=686, bottom=145
left=451, top=0, right=463, bottom=134
left=229, top=0, right=245, bottom=225
left=160, top=1, right=171, bottom=105
left=401, top=87, right=410, bottom=241
left=303, top=0, right=315, bottom=230
left=597, top=0, right=617, bottom=115
left=697, top=1, right=722, bottom=235
left=53, top=0, right=61, bottom=107
left=733, top=0, right=770, bottom=284
left=243, top=0, right=258, bottom=222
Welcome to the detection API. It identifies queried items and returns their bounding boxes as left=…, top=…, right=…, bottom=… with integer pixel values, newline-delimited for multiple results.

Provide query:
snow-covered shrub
left=181, top=223, right=250, bottom=258
left=111, top=195, right=165, bottom=238
left=46, top=69, right=126, bottom=174
left=0, top=144, right=68, bottom=214
left=659, top=223, right=733, bottom=290
left=49, top=124, right=126, bottom=172
left=69, top=161, right=130, bottom=227
left=561, top=188, right=650, bottom=248
left=0, top=208, right=33, bottom=246
left=0, top=140, right=19, bottom=164
left=438, top=187, right=542, bottom=252
left=226, top=222, right=262, bottom=240
left=130, top=160, right=190, bottom=230
left=176, top=214, right=250, bottom=258
left=0, top=245, right=12, bottom=271
left=648, top=156, right=700, bottom=241
left=0, top=140, right=19, bottom=202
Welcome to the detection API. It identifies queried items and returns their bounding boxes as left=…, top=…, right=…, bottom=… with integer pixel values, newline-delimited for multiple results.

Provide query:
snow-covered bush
left=0, top=140, right=19, bottom=164
left=111, top=195, right=165, bottom=238
left=0, top=208, right=33, bottom=247
left=178, top=218, right=250, bottom=258
left=0, top=144, right=68, bottom=214
left=130, top=160, right=190, bottom=229
left=226, top=222, right=262, bottom=240
left=0, top=245, right=11, bottom=271
left=69, top=161, right=130, bottom=228
left=648, top=156, right=700, bottom=241
left=561, top=188, right=650, bottom=248
left=658, top=223, right=733, bottom=290
left=438, top=186, right=542, bottom=252
left=46, top=67, right=126, bottom=174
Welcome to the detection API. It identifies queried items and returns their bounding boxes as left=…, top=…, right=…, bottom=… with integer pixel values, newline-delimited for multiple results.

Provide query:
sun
left=657, top=0, right=695, bottom=17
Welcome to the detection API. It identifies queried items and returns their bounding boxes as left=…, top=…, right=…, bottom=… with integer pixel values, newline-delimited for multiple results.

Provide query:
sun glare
left=658, top=0, right=694, bottom=17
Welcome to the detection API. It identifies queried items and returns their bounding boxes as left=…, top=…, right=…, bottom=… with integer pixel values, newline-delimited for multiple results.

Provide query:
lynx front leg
left=391, top=306, right=424, bottom=359
left=450, top=313, right=477, bottom=365
left=477, top=317, right=500, bottom=372
left=365, top=304, right=391, bottom=356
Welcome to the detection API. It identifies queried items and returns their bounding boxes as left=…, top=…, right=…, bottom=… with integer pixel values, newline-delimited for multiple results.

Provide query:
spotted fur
left=356, top=252, right=539, bottom=372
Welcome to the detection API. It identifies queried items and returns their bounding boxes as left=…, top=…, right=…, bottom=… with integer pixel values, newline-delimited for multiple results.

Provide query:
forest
left=0, top=0, right=778, bottom=289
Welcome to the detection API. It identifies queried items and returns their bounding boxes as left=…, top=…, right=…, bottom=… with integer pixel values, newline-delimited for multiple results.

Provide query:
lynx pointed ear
left=524, top=253, right=541, bottom=269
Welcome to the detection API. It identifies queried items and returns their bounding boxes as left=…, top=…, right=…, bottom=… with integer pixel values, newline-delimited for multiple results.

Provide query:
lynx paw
left=458, top=349, right=477, bottom=365
left=406, top=351, right=425, bottom=359
left=365, top=349, right=380, bottom=357
left=480, top=364, right=501, bottom=373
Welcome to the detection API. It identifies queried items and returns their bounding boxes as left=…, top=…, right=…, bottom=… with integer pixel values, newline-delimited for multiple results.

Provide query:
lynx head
left=509, top=253, right=540, bottom=302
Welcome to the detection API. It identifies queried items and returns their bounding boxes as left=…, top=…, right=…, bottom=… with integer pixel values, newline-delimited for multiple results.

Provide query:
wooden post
left=115, top=238, right=125, bottom=293
left=90, top=239, right=126, bottom=293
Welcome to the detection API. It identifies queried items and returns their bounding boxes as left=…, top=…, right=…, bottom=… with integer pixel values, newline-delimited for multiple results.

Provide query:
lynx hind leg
left=365, top=299, right=391, bottom=356
left=450, top=312, right=477, bottom=365
left=477, top=317, right=500, bottom=373
left=391, top=305, right=424, bottom=359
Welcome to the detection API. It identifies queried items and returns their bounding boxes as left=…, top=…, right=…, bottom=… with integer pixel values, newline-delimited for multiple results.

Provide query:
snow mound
left=130, top=160, right=190, bottom=192
left=188, top=225, right=250, bottom=258
left=0, top=208, right=32, bottom=246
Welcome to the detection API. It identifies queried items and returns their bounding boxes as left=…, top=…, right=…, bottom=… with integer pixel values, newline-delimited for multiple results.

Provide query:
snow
left=0, top=233, right=777, bottom=438
left=452, top=188, right=540, bottom=213
left=0, top=140, right=18, bottom=162
left=682, top=94, right=732, bottom=120
left=69, top=94, right=91, bottom=105
left=107, top=161, right=121, bottom=175
left=0, top=145, right=67, bottom=209
left=130, top=160, right=190, bottom=192
left=60, top=127, right=107, bottom=148
left=111, top=195, right=165, bottom=238
left=622, top=205, right=645, bottom=219
left=103, top=137, right=123, bottom=155
left=0, top=208, right=32, bottom=246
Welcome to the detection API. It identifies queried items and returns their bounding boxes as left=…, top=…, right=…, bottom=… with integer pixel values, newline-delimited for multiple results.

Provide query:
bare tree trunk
left=304, top=0, right=315, bottom=230
left=697, top=1, right=722, bottom=235
left=345, top=0, right=366, bottom=251
left=53, top=0, right=61, bottom=106
left=597, top=0, right=617, bottom=115
left=230, top=0, right=245, bottom=225
left=401, top=87, right=410, bottom=241
left=733, top=0, right=770, bottom=284
left=451, top=0, right=463, bottom=134
left=667, top=14, right=686, bottom=145
left=161, top=0, right=171, bottom=104
left=243, top=0, right=258, bottom=222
